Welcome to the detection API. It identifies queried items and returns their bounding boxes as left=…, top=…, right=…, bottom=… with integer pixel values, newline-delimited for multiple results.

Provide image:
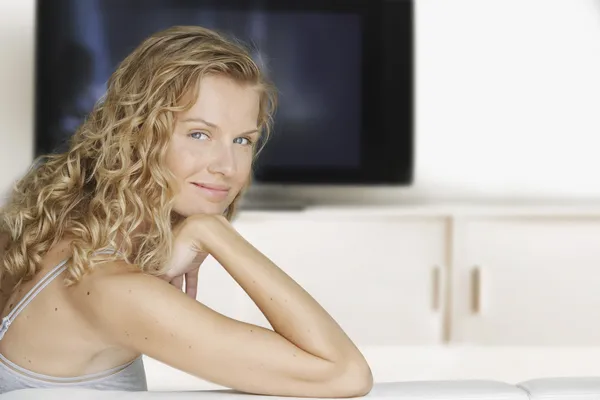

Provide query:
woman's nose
left=206, top=141, right=236, bottom=176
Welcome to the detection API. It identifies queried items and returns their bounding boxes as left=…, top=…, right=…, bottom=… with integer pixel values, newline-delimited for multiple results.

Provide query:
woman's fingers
left=171, top=275, right=184, bottom=291
left=185, top=268, right=199, bottom=299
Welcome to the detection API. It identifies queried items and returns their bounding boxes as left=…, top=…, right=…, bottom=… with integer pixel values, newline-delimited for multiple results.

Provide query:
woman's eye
left=190, top=131, right=209, bottom=140
left=234, top=137, right=253, bottom=146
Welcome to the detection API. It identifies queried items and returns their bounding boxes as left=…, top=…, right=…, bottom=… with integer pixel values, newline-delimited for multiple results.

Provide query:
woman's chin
left=172, top=204, right=227, bottom=218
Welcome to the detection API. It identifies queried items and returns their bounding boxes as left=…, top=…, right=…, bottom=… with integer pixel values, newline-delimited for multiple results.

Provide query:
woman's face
left=166, top=75, right=261, bottom=217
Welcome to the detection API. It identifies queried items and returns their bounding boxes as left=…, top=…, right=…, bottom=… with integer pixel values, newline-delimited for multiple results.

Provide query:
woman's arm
left=202, top=215, right=370, bottom=369
left=74, top=216, right=372, bottom=398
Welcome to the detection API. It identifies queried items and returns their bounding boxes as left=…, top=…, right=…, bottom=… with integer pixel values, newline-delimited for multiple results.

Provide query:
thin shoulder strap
left=0, top=248, right=120, bottom=340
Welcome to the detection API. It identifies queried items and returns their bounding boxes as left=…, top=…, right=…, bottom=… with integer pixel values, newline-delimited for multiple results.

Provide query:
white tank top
left=0, top=249, right=147, bottom=394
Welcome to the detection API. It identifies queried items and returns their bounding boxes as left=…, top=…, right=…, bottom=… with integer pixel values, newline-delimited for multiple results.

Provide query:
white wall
left=415, top=0, right=600, bottom=200
left=1, top=0, right=600, bottom=204
left=0, top=0, right=34, bottom=200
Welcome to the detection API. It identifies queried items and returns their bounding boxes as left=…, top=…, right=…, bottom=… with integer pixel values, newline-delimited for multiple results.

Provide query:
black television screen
left=35, top=0, right=414, bottom=185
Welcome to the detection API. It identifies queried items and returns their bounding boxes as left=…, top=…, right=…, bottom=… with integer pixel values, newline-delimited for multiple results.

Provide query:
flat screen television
left=35, top=0, right=414, bottom=185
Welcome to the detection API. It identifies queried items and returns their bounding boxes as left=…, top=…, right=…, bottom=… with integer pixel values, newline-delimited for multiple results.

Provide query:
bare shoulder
left=67, top=261, right=178, bottom=338
left=67, top=261, right=205, bottom=363
left=69, top=260, right=369, bottom=398
left=69, top=261, right=246, bottom=356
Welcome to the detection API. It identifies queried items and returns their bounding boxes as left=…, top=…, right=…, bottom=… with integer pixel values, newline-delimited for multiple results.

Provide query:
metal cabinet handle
left=432, top=265, right=441, bottom=311
left=471, top=266, right=481, bottom=314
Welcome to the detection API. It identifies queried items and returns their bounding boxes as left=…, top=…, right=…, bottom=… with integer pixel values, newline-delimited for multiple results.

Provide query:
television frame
left=34, top=0, right=414, bottom=186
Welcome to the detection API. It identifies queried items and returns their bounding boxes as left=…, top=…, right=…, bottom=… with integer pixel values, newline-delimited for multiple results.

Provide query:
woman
left=0, top=26, right=373, bottom=397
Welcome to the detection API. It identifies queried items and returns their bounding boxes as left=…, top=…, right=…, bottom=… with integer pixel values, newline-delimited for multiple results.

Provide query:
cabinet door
left=199, top=213, right=449, bottom=346
left=452, top=216, right=600, bottom=345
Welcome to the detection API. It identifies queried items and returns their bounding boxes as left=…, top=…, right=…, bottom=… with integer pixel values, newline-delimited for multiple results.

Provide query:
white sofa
left=3, top=378, right=600, bottom=399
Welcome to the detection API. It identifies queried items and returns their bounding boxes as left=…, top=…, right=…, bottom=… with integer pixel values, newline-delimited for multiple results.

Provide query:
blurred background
left=3, top=0, right=600, bottom=204
left=2, top=0, right=600, bottom=391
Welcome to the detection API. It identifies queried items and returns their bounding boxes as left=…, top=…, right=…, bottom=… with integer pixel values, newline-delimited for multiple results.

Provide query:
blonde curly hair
left=0, top=25, right=277, bottom=287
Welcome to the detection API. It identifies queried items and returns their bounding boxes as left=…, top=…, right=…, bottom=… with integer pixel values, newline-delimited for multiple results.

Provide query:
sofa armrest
left=367, top=380, right=529, bottom=399
left=518, top=377, right=600, bottom=400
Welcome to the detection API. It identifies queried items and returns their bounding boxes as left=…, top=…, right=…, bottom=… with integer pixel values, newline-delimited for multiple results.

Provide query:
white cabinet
left=451, top=216, right=600, bottom=346
left=198, top=212, right=449, bottom=346
left=197, top=206, right=600, bottom=349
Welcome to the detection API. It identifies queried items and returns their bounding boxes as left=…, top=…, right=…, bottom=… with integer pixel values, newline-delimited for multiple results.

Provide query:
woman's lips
left=191, top=183, right=230, bottom=201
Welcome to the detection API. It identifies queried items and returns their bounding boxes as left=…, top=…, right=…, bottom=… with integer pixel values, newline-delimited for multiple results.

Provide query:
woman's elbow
left=332, top=358, right=374, bottom=398
left=348, top=363, right=374, bottom=398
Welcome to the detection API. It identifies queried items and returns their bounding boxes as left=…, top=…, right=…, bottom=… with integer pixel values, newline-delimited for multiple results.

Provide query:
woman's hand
left=164, top=252, right=208, bottom=299
left=160, top=214, right=228, bottom=298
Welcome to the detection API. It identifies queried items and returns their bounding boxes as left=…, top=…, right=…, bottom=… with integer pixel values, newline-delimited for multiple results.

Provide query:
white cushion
left=518, top=377, right=600, bottom=399
left=1, top=381, right=529, bottom=400
left=366, top=380, right=529, bottom=399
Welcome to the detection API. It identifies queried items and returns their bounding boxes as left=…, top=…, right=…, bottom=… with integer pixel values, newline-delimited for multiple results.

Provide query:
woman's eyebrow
left=181, top=117, right=259, bottom=135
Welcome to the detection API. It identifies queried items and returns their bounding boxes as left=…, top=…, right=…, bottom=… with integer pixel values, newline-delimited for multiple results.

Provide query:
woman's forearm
left=203, top=218, right=367, bottom=366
